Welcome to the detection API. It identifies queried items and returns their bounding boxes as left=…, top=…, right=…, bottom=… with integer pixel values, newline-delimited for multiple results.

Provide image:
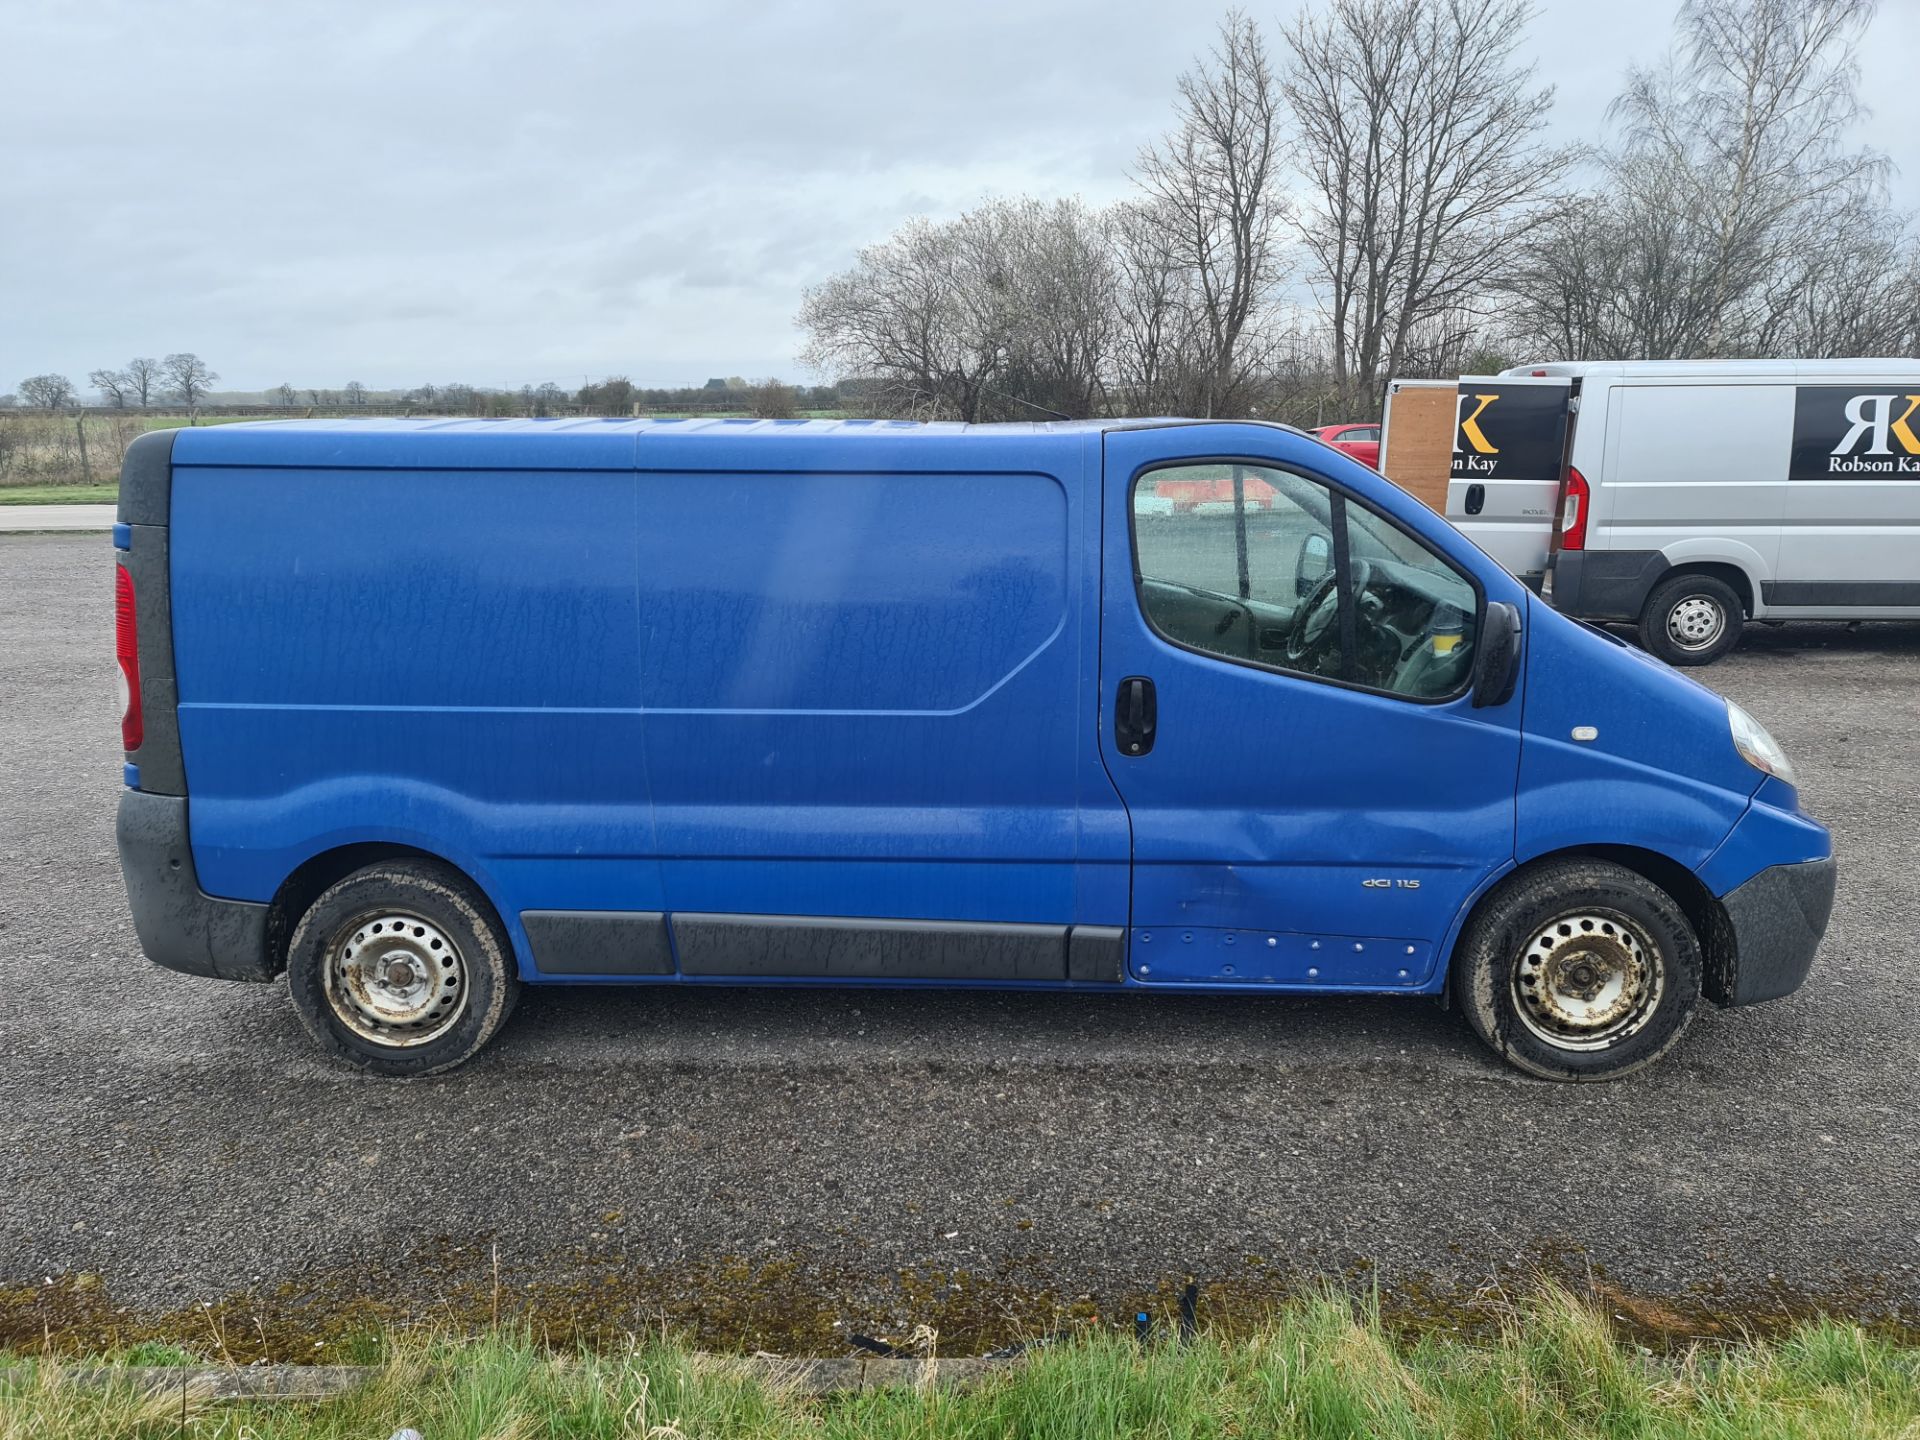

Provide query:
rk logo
left=1834, top=394, right=1920, bottom=458
left=1791, top=388, right=1920, bottom=479
left=1448, top=383, right=1568, bottom=482
left=1457, top=393, right=1499, bottom=455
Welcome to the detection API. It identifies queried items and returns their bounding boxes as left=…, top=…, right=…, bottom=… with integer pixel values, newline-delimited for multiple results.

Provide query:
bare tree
left=19, top=374, right=77, bottom=409
left=578, top=375, right=635, bottom=414
left=1609, top=0, right=1885, bottom=356
left=1507, top=0, right=1898, bottom=360
left=1109, top=199, right=1201, bottom=414
left=274, top=382, right=297, bottom=406
left=801, top=214, right=1003, bottom=420
left=746, top=378, right=798, bottom=419
left=987, top=197, right=1118, bottom=418
left=1765, top=195, right=1920, bottom=356
left=801, top=198, right=1114, bottom=421
left=90, top=368, right=131, bottom=407
left=1284, top=0, right=1567, bottom=397
left=162, top=353, right=218, bottom=410
left=123, top=357, right=161, bottom=408
left=1132, top=11, right=1288, bottom=416
left=343, top=380, right=368, bottom=406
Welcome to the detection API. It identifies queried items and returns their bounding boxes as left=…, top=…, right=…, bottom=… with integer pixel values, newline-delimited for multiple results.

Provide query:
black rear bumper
left=117, top=789, right=274, bottom=982
left=1718, top=856, right=1836, bottom=1006
left=1547, top=549, right=1668, bottom=622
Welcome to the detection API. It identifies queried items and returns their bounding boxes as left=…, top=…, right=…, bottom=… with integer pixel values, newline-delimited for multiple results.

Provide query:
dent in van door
left=1100, top=428, right=1524, bottom=987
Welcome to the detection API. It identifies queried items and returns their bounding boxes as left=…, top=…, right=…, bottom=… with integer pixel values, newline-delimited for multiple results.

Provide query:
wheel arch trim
left=1443, top=843, right=1735, bottom=1005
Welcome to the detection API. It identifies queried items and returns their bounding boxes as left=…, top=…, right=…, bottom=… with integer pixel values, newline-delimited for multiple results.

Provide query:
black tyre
left=1455, top=859, right=1702, bottom=1081
left=286, top=859, right=519, bottom=1076
left=1639, top=572, right=1743, bottom=666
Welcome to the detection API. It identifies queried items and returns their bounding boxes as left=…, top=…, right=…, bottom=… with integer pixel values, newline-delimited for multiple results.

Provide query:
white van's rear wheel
left=1640, top=573, right=1743, bottom=666
left=1456, top=859, right=1702, bottom=1081
left=287, top=859, right=519, bottom=1076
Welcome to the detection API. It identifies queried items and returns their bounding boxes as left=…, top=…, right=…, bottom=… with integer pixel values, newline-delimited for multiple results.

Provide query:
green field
left=0, top=483, right=118, bottom=505
left=0, top=411, right=859, bottom=496
left=5, top=1289, right=1916, bottom=1439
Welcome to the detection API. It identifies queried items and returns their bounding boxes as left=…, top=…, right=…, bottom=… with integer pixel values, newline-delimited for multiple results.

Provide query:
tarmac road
left=2, top=531, right=1916, bottom=1352
left=0, top=504, right=117, bottom=532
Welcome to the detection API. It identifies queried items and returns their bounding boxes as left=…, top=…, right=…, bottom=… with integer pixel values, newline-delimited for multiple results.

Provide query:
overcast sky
left=4, top=0, right=1915, bottom=395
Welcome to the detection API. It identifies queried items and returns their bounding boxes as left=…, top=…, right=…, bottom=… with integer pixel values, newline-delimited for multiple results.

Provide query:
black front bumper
left=1547, top=549, right=1668, bottom=622
left=1719, top=856, right=1836, bottom=1006
left=117, top=789, right=275, bottom=982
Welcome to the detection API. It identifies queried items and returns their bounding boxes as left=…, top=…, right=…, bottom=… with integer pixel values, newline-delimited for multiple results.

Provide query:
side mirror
left=1472, top=601, right=1522, bottom=708
left=1295, top=531, right=1332, bottom=598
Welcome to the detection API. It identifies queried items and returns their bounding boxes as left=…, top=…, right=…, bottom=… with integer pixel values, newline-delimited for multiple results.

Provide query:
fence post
left=75, top=416, right=93, bottom=485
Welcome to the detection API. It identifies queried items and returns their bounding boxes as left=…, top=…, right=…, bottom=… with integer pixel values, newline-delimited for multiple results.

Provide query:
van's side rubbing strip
left=671, top=914, right=1088, bottom=982
left=521, top=911, right=674, bottom=976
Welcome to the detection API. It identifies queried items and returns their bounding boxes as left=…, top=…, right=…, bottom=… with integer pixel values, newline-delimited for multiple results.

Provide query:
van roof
left=164, top=416, right=1306, bottom=469
left=1500, top=358, right=1920, bottom=380
left=169, top=416, right=1220, bottom=437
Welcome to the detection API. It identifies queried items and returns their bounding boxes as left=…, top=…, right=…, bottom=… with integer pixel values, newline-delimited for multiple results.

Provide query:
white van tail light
left=115, top=562, right=143, bottom=751
left=1557, top=467, right=1591, bottom=552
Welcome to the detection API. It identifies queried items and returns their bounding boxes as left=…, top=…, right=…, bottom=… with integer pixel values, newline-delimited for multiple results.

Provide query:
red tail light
left=115, top=563, right=143, bottom=752
left=1555, top=466, right=1590, bottom=552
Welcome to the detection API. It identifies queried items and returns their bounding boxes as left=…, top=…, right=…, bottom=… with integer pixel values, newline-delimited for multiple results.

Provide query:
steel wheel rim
left=1666, top=595, right=1726, bottom=651
left=1510, top=908, right=1664, bottom=1051
left=322, top=909, right=469, bottom=1047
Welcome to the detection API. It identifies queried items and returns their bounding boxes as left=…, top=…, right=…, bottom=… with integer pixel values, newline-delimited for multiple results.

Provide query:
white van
left=1454, top=359, right=1920, bottom=665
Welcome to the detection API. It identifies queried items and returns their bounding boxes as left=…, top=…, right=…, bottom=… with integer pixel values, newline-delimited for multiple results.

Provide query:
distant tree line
left=4, top=366, right=836, bottom=420
left=800, top=0, right=1919, bottom=424
left=6, top=354, right=218, bottom=413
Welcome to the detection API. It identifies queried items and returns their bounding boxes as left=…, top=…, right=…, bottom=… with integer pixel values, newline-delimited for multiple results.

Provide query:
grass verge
left=0, top=484, right=118, bottom=505
left=3, top=1287, right=1916, bottom=1438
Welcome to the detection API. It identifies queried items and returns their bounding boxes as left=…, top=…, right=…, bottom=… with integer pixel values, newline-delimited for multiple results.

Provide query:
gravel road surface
left=3, top=532, right=1915, bottom=1351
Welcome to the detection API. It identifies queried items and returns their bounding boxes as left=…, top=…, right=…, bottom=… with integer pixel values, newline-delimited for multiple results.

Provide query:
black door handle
left=1464, top=482, right=1485, bottom=516
left=1116, top=676, right=1156, bottom=756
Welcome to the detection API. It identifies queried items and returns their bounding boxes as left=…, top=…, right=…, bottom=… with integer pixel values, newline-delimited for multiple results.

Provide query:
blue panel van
left=112, top=418, right=1835, bottom=1080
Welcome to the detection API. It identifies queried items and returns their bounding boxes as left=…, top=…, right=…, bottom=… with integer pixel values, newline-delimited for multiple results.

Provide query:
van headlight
left=1728, top=701, right=1796, bottom=786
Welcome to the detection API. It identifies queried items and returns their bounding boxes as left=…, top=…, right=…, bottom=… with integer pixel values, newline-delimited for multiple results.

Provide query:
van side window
left=1132, top=462, right=1479, bottom=701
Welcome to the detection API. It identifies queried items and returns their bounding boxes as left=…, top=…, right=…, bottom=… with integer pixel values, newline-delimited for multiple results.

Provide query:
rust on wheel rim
left=1510, top=908, right=1664, bottom=1051
left=322, top=909, right=469, bottom=1047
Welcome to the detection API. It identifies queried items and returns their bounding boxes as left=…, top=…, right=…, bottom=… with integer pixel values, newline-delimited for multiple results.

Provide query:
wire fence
left=0, top=413, right=156, bottom=487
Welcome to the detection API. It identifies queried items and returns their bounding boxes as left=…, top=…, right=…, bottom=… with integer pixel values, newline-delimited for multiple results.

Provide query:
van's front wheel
left=286, top=859, right=520, bottom=1076
left=1456, top=859, right=1701, bottom=1081
left=1640, top=572, right=1743, bottom=666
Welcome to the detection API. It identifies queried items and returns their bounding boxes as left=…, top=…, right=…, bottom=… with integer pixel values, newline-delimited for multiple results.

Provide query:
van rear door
left=1097, top=424, right=1524, bottom=990
left=1442, top=375, right=1572, bottom=587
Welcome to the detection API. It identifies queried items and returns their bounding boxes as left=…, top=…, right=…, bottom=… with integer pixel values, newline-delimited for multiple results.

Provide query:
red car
left=1313, top=422, right=1380, bottom=469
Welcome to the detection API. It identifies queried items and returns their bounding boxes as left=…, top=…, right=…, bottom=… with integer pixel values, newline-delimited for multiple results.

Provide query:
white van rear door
left=1443, top=375, right=1571, bottom=585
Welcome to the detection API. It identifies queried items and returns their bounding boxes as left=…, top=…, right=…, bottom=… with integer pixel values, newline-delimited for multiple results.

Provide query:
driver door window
left=1133, top=463, right=1345, bottom=682
left=1131, top=462, right=1480, bottom=701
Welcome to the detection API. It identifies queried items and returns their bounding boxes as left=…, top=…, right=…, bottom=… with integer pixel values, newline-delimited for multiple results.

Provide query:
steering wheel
left=1285, top=558, right=1371, bottom=665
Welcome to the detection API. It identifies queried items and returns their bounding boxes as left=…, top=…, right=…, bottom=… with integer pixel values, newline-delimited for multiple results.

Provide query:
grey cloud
left=2, top=0, right=1913, bottom=392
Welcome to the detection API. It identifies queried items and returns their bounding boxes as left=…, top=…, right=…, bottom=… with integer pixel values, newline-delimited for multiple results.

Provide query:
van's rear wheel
left=1456, top=859, right=1701, bottom=1081
left=1640, top=573, right=1743, bottom=666
left=286, top=859, right=519, bottom=1076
